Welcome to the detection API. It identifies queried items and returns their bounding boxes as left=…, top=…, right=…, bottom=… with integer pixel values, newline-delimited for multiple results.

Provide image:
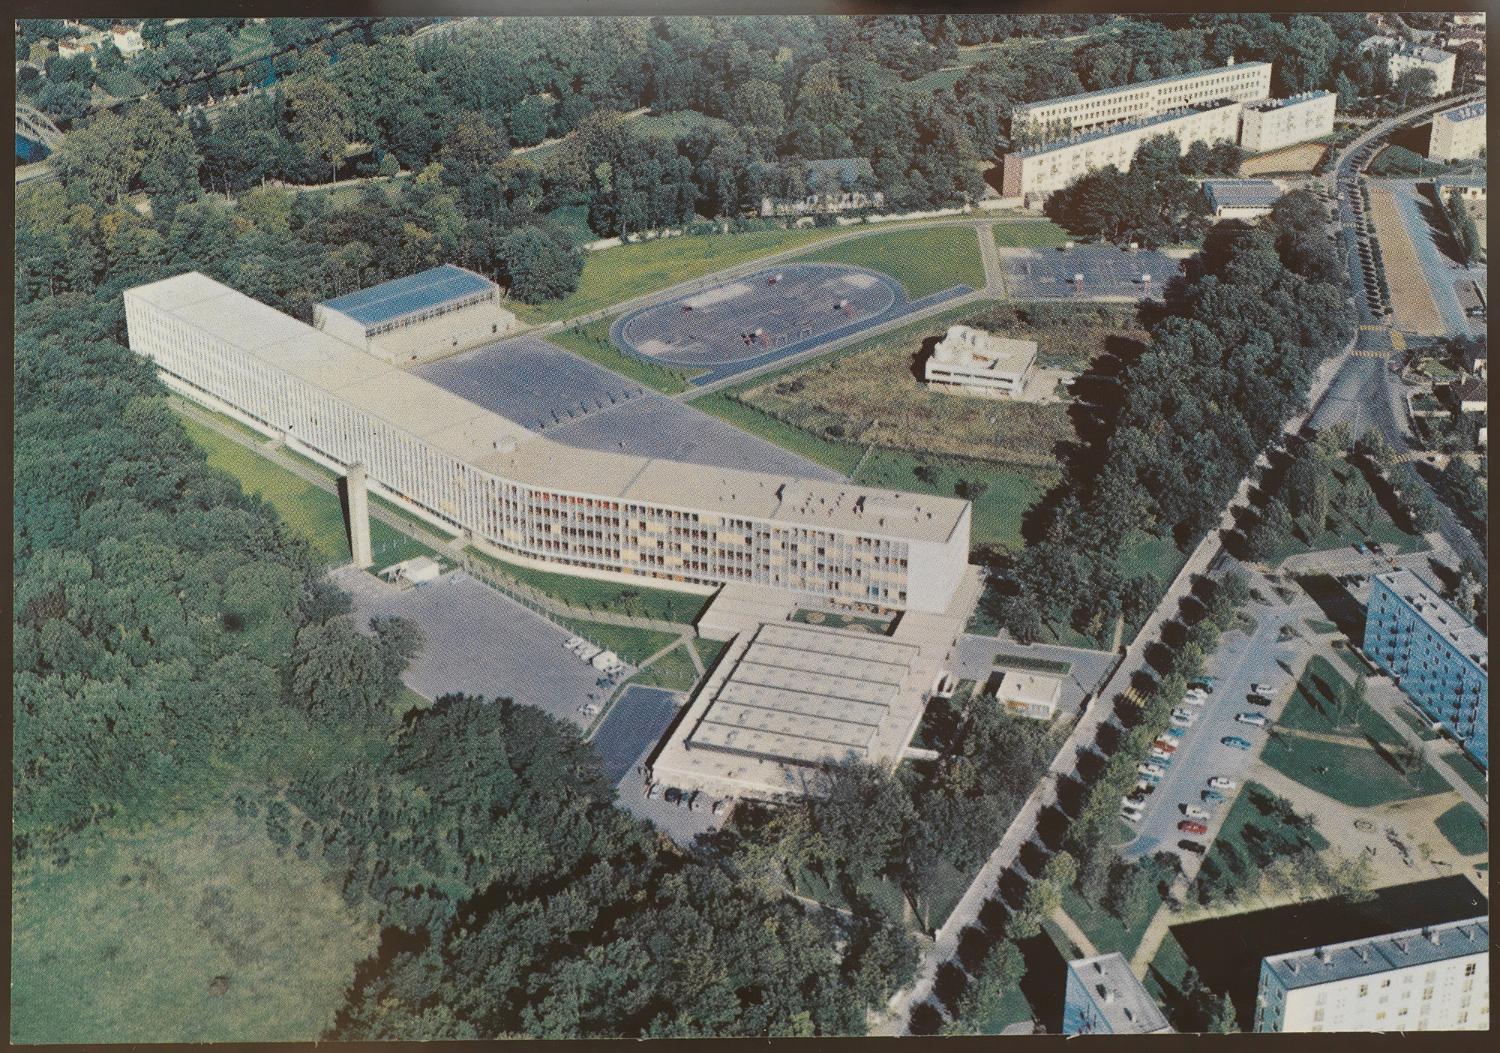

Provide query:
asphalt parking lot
left=1120, top=591, right=1308, bottom=864
left=1383, top=180, right=1485, bottom=337
left=952, top=635, right=1119, bottom=721
left=415, top=334, right=642, bottom=431
left=331, top=566, right=610, bottom=727
left=545, top=392, right=842, bottom=479
left=603, top=685, right=727, bottom=846
left=1001, top=244, right=1182, bottom=300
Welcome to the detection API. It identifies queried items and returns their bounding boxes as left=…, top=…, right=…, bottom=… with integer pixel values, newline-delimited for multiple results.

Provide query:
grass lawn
left=790, top=608, right=893, bottom=634
left=799, top=225, right=986, bottom=299
left=1276, top=655, right=1406, bottom=749
left=851, top=448, right=1052, bottom=551
left=1141, top=930, right=1193, bottom=1029
left=630, top=643, right=702, bottom=693
left=1442, top=753, right=1489, bottom=800
left=694, top=637, right=727, bottom=668
left=791, top=863, right=908, bottom=923
left=993, top=653, right=1071, bottom=675
left=1434, top=802, right=1488, bottom=857
left=513, top=226, right=848, bottom=324
left=1193, top=780, right=1332, bottom=905
left=1332, top=644, right=1373, bottom=678
left=546, top=317, right=698, bottom=394
left=1268, top=512, right=1429, bottom=564
left=1259, top=735, right=1453, bottom=808
left=10, top=808, right=376, bottom=1044
left=464, top=545, right=711, bottom=624
left=180, top=415, right=437, bottom=572
left=1118, top=530, right=1190, bottom=589
left=1392, top=705, right=1442, bottom=741
left=992, top=219, right=1073, bottom=248
left=691, top=392, right=867, bottom=475
left=554, top=616, right=681, bottom=666
left=1060, top=885, right=1156, bottom=959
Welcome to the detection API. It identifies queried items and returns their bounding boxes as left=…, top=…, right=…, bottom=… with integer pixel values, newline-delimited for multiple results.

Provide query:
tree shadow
left=1015, top=929, right=1069, bottom=1034
left=1294, top=572, right=1366, bottom=639
left=933, top=960, right=970, bottom=1015
left=907, top=999, right=946, bottom=1035
left=956, top=924, right=992, bottom=976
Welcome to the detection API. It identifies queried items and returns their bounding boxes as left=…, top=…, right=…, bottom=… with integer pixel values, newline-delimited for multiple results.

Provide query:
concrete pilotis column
left=347, top=463, right=373, bottom=569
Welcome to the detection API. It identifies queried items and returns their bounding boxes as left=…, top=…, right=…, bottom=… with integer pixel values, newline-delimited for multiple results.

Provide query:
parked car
left=1352, top=542, right=1367, bottom=554
left=1202, top=789, right=1228, bottom=804
left=1148, top=747, right=1174, bottom=763
left=646, top=783, right=660, bottom=800
left=1368, top=541, right=1385, bottom=555
left=664, top=787, right=682, bottom=804
left=1134, top=780, right=1158, bottom=795
left=1208, top=776, right=1237, bottom=790
left=1189, top=677, right=1216, bottom=691
left=1139, top=770, right=1164, bottom=785
left=1164, top=726, right=1187, bottom=741
left=1171, top=713, right=1195, bottom=728
left=1178, top=820, right=1209, bottom=835
left=1222, top=736, right=1253, bottom=751
left=1139, top=762, right=1167, bottom=778
left=1236, top=712, right=1269, bottom=728
left=1249, top=682, right=1278, bottom=698
left=1152, top=739, right=1178, bottom=754
left=1183, top=691, right=1208, bottom=707
left=1121, top=805, right=1145, bottom=823
left=1183, top=805, right=1211, bottom=822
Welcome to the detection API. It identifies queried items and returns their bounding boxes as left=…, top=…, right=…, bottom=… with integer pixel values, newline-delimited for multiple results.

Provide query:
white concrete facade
left=1255, top=918, right=1489, bottom=1033
left=1002, top=100, right=1244, bottom=204
left=1239, top=92, right=1337, bottom=153
left=924, top=325, right=1037, bottom=398
left=124, top=273, right=972, bottom=614
left=1012, top=60, right=1271, bottom=139
left=1428, top=101, right=1486, bottom=161
left=1362, top=38, right=1457, bottom=97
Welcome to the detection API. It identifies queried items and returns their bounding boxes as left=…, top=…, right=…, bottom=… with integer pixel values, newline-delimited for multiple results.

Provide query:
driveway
left=1378, top=179, right=1485, bottom=337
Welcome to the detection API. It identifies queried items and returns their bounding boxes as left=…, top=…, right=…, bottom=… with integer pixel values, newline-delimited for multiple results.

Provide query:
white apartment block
left=1002, top=99, right=1244, bottom=205
left=1361, top=38, right=1457, bottom=97
left=1429, top=101, right=1486, bottom=162
left=924, top=325, right=1037, bottom=399
left=1255, top=917, right=1489, bottom=1033
left=123, top=273, right=973, bottom=614
left=1011, top=60, right=1271, bottom=139
left=1239, top=91, right=1337, bottom=153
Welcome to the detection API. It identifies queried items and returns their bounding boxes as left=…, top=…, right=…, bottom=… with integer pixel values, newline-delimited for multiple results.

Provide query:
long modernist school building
left=124, top=272, right=972, bottom=613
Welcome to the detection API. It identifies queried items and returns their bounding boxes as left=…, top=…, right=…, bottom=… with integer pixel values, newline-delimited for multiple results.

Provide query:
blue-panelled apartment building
left=1363, top=570, right=1488, bottom=768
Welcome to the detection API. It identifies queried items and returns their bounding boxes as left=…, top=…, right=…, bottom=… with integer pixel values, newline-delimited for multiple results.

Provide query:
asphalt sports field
left=1002, top=244, right=1183, bottom=300
left=610, top=262, right=972, bottom=384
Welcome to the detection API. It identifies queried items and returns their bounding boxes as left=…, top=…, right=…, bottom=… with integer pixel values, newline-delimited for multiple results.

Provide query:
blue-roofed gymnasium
left=319, top=264, right=497, bottom=334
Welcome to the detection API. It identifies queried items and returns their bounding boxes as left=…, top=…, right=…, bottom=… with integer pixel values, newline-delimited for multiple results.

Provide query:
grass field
left=852, top=449, right=1051, bottom=551
left=1276, top=655, right=1406, bottom=749
left=512, top=226, right=849, bottom=324
left=1193, top=780, right=1331, bottom=904
left=465, top=545, right=712, bottom=624
left=991, top=219, right=1073, bottom=248
left=1259, top=734, right=1452, bottom=808
left=1442, top=752, right=1489, bottom=800
left=11, top=808, right=375, bottom=1044
left=554, top=616, right=681, bottom=666
left=799, top=225, right=986, bottom=299
left=993, top=653, right=1071, bottom=675
left=547, top=317, right=698, bottom=394
left=691, top=392, right=868, bottom=475
left=1266, top=461, right=1429, bottom=564
left=694, top=637, right=727, bottom=668
left=179, top=416, right=437, bottom=571
left=1434, top=802, right=1489, bottom=857
left=630, top=642, right=702, bottom=692
left=1059, top=885, right=1157, bottom=960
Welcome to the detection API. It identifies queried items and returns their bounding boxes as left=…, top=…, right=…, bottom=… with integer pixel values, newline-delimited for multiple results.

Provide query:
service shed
left=1203, top=179, right=1283, bottom=220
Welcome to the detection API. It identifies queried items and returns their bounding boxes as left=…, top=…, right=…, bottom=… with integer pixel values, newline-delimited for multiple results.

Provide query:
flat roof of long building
left=1067, top=953, right=1172, bottom=1034
left=686, top=621, right=920, bottom=767
left=1262, top=917, right=1489, bottom=991
left=320, top=264, right=495, bottom=327
left=1011, top=99, right=1240, bottom=158
left=1244, top=90, right=1334, bottom=111
left=1374, top=569, right=1488, bottom=672
left=1014, top=60, right=1271, bottom=114
left=127, top=272, right=969, bottom=544
left=1204, top=179, right=1283, bottom=211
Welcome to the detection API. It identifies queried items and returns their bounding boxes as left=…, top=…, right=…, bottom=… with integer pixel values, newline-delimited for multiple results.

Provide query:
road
left=1315, top=92, right=1487, bottom=574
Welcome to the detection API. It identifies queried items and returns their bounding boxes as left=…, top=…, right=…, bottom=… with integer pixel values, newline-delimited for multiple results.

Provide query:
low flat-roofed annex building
left=1001, top=99, right=1244, bottom=206
left=1203, top=178, right=1284, bottom=220
left=1011, top=59, right=1271, bottom=140
left=993, top=669, right=1064, bottom=720
left=123, top=272, right=972, bottom=615
left=313, top=263, right=520, bottom=365
left=1428, top=101, right=1486, bottom=162
left=1064, top=953, right=1173, bottom=1034
left=1238, top=91, right=1337, bottom=154
left=1362, top=569, right=1488, bottom=768
left=924, top=325, right=1037, bottom=399
left=1254, top=917, right=1489, bottom=1032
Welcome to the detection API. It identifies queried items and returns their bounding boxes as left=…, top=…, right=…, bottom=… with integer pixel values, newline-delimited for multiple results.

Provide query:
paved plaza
left=1001, top=244, right=1182, bottom=300
left=331, top=566, right=608, bottom=726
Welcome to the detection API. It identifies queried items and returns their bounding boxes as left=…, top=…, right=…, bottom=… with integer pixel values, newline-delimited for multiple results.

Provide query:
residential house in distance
left=1203, top=179, right=1283, bottom=221
left=1011, top=59, right=1272, bottom=139
left=923, top=325, right=1038, bottom=399
left=110, top=24, right=145, bottom=56
left=1360, top=37, right=1457, bottom=96
left=1428, top=101, right=1486, bottom=162
left=1254, top=917, right=1489, bottom=1032
left=1448, top=376, right=1487, bottom=414
left=1238, top=91, right=1338, bottom=153
left=1064, top=953, right=1173, bottom=1035
left=1362, top=569, right=1488, bottom=767
left=759, top=158, right=885, bottom=217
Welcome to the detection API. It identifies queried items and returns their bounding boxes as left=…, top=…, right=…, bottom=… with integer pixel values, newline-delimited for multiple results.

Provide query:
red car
left=1178, top=820, right=1208, bottom=836
left=1152, top=739, right=1178, bottom=753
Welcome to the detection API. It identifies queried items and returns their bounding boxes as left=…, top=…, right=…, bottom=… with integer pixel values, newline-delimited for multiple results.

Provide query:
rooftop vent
left=1316, top=947, right=1333, bottom=964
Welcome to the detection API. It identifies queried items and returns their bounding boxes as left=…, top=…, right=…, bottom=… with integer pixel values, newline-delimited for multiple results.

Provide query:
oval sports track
left=609, top=262, right=972, bottom=385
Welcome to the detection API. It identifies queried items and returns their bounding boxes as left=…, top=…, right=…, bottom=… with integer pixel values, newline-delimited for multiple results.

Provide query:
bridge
left=16, top=101, right=65, bottom=152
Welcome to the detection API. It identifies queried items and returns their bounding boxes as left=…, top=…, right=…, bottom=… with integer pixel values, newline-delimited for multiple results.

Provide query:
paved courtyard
left=331, top=566, right=608, bottom=726
left=1000, top=244, right=1182, bottom=300
left=602, top=685, right=727, bottom=846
